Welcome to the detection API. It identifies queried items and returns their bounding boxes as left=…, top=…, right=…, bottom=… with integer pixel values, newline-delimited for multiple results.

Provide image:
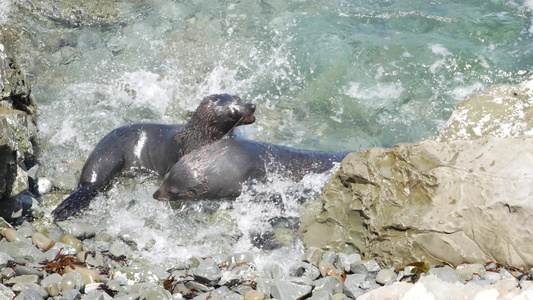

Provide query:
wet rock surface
left=0, top=26, right=41, bottom=224
left=300, top=79, right=533, bottom=270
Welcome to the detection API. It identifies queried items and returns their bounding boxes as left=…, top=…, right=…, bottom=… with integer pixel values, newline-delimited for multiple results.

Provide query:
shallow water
left=3, top=0, right=533, bottom=270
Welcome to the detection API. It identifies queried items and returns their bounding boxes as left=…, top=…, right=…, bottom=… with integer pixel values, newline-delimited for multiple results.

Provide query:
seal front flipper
left=51, top=184, right=98, bottom=221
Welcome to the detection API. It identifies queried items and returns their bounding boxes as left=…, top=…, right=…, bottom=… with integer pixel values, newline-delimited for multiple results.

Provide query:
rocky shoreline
left=3, top=2, right=533, bottom=299
left=2, top=219, right=533, bottom=300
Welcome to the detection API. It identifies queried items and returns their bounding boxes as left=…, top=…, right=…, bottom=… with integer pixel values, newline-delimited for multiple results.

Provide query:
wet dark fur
left=52, top=94, right=255, bottom=221
left=153, top=138, right=348, bottom=201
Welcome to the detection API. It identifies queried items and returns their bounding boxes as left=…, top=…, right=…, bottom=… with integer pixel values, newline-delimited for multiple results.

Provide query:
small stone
left=61, top=270, right=86, bottom=291
left=289, top=262, right=321, bottom=280
left=109, top=240, right=131, bottom=258
left=42, top=273, right=63, bottom=287
left=321, top=252, right=336, bottom=265
left=11, top=282, right=48, bottom=298
left=349, top=263, right=369, bottom=276
left=343, top=274, right=366, bottom=298
left=484, top=271, right=503, bottom=283
left=362, top=260, right=381, bottom=273
left=318, top=261, right=336, bottom=277
left=193, top=258, right=222, bottom=285
left=332, top=293, right=349, bottom=300
left=0, top=252, right=13, bottom=269
left=271, top=279, right=312, bottom=299
left=2, top=267, right=15, bottom=279
left=185, top=281, right=213, bottom=293
left=13, top=289, right=44, bottom=300
left=14, top=265, right=42, bottom=277
left=456, top=263, right=485, bottom=281
left=45, top=283, right=60, bottom=297
left=114, top=294, right=140, bottom=300
left=303, top=247, right=323, bottom=267
left=313, top=276, right=343, bottom=295
left=428, top=265, right=465, bottom=284
left=31, top=232, right=52, bottom=250
left=62, top=289, right=82, bottom=299
left=85, top=290, right=113, bottom=300
left=6, top=274, right=39, bottom=285
left=18, top=226, right=34, bottom=238
left=244, top=289, right=265, bottom=300
left=60, top=235, right=83, bottom=253
left=2, top=228, right=26, bottom=242
left=339, top=253, right=362, bottom=272
left=94, top=232, right=113, bottom=242
left=375, top=268, right=396, bottom=285
left=500, top=268, right=518, bottom=281
left=0, top=283, right=15, bottom=298
left=309, top=290, right=333, bottom=300
left=64, top=266, right=100, bottom=284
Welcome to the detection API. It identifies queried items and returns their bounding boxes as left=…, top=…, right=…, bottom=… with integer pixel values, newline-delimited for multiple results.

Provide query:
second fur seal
left=52, top=94, right=256, bottom=221
left=153, top=138, right=348, bottom=201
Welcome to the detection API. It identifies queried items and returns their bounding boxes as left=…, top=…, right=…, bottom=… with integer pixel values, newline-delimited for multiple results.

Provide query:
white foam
left=344, top=81, right=404, bottom=106
left=0, top=1, right=10, bottom=24
left=430, top=44, right=452, bottom=56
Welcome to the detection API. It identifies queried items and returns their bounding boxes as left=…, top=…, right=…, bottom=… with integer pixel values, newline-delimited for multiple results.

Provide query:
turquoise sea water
left=3, top=0, right=533, bottom=265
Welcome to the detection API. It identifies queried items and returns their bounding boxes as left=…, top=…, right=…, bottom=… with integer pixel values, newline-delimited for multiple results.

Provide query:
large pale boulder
left=300, top=78, right=533, bottom=268
left=437, top=79, right=533, bottom=141
left=299, top=136, right=533, bottom=268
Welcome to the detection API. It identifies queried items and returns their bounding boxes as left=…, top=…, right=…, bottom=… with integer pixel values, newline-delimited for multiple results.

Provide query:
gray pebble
left=2, top=267, right=15, bottom=278
left=362, top=260, right=381, bottom=273
left=13, top=289, right=44, bottom=300
left=303, top=247, right=323, bottom=267
left=41, top=273, right=62, bottom=288
left=61, top=271, right=85, bottom=291
left=343, top=274, right=366, bottom=298
left=349, top=263, right=369, bottom=276
left=193, top=258, right=221, bottom=285
left=313, top=276, right=343, bottom=295
left=484, top=271, right=502, bottom=283
left=185, top=281, right=213, bottom=293
left=321, top=251, right=336, bottom=265
left=428, top=266, right=465, bottom=284
left=309, top=290, right=333, bottom=300
left=0, top=252, right=14, bottom=269
left=271, top=279, right=312, bottom=300
left=0, top=241, right=46, bottom=263
left=6, top=275, right=39, bottom=285
left=11, top=283, right=48, bottom=298
left=61, top=289, right=82, bottom=300
left=375, top=268, right=396, bottom=285
left=14, top=265, right=43, bottom=277
left=114, top=294, right=140, bottom=300
left=289, top=262, right=320, bottom=280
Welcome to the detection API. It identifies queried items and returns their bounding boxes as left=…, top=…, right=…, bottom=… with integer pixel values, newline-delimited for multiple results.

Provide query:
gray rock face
left=300, top=79, right=533, bottom=269
left=0, top=27, right=39, bottom=223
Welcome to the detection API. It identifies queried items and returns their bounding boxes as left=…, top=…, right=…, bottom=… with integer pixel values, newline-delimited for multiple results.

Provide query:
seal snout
left=153, top=189, right=169, bottom=202
left=242, top=103, right=256, bottom=125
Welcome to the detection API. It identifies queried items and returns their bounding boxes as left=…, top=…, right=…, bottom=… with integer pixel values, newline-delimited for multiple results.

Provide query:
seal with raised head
left=52, top=94, right=256, bottom=221
left=153, top=138, right=348, bottom=201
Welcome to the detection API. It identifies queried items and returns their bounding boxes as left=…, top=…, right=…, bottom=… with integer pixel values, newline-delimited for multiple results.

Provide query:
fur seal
left=152, top=138, right=348, bottom=201
left=52, top=94, right=256, bottom=221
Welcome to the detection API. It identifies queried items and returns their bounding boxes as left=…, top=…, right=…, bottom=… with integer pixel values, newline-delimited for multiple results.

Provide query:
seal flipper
left=51, top=184, right=98, bottom=221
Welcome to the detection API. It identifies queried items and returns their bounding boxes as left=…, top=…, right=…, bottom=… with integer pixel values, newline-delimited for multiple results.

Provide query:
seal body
left=52, top=94, right=255, bottom=221
left=153, top=138, right=348, bottom=201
